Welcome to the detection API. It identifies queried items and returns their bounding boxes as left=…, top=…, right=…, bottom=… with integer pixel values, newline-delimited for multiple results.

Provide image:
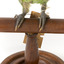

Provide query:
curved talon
left=39, top=27, right=43, bottom=32
left=14, top=15, right=18, bottom=31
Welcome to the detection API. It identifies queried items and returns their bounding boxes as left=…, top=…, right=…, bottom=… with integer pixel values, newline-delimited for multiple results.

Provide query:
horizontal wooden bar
left=0, top=18, right=64, bottom=33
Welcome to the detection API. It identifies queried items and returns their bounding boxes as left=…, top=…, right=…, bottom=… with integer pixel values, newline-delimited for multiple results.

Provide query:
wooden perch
left=0, top=14, right=64, bottom=33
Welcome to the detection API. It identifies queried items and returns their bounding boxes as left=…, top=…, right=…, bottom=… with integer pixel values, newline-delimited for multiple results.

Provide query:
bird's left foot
left=39, top=11, right=49, bottom=32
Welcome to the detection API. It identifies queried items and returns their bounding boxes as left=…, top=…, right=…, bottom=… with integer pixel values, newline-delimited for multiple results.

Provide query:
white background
left=0, top=0, right=64, bottom=63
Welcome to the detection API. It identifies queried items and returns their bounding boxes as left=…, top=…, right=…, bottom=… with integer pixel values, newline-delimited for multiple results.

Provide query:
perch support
left=1, top=33, right=64, bottom=64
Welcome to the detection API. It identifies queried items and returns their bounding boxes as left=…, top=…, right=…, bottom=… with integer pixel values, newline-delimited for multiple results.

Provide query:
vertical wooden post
left=25, top=33, right=39, bottom=64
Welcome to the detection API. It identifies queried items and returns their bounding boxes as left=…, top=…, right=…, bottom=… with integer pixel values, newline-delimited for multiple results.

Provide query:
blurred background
left=0, top=0, right=64, bottom=63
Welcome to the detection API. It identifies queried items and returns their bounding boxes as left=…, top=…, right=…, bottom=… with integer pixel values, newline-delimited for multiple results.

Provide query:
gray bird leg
left=39, top=4, right=49, bottom=31
left=15, top=2, right=30, bottom=31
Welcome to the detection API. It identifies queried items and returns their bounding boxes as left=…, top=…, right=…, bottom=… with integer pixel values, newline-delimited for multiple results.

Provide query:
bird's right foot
left=39, top=10, right=49, bottom=32
left=14, top=14, right=25, bottom=31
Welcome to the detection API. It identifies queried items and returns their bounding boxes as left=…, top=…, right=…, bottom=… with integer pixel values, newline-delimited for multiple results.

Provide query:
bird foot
left=14, top=14, right=25, bottom=31
left=39, top=11, right=49, bottom=32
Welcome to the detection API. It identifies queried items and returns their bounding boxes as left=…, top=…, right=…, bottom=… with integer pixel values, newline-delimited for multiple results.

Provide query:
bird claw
left=39, top=11, right=49, bottom=32
left=14, top=14, right=24, bottom=31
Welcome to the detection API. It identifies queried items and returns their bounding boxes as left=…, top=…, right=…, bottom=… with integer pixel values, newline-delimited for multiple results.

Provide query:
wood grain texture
left=1, top=51, right=64, bottom=64
left=25, top=33, right=39, bottom=64
left=0, top=18, right=64, bottom=33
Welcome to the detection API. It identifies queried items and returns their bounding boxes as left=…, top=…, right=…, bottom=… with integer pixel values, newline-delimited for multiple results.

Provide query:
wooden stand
left=1, top=33, right=64, bottom=64
left=1, top=11, right=64, bottom=64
